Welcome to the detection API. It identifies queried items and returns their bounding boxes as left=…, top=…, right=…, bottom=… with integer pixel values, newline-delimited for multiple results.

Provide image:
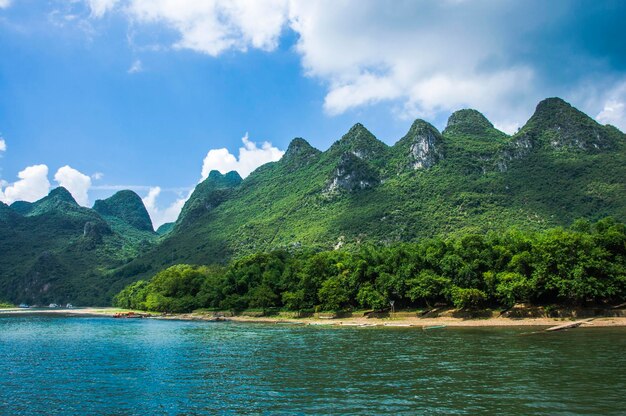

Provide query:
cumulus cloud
left=89, top=0, right=289, bottom=56
left=142, top=186, right=189, bottom=228
left=84, top=0, right=626, bottom=132
left=0, top=164, right=51, bottom=204
left=91, top=172, right=104, bottom=180
left=288, top=1, right=543, bottom=132
left=593, top=81, right=626, bottom=131
left=141, top=133, right=283, bottom=226
left=54, top=165, right=92, bottom=206
left=201, top=133, right=284, bottom=179
left=0, top=137, right=6, bottom=153
left=597, top=101, right=626, bottom=130
left=83, top=0, right=542, bottom=130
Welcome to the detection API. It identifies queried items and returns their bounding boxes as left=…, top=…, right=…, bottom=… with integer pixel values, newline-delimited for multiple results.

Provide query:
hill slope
left=0, top=189, right=157, bottom=305
left=1, top=97, right=624, bottom=305
left=110, top=98, right=624, bottom=297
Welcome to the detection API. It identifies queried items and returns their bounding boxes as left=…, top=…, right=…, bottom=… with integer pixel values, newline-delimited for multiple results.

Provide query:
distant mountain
left=0, top=188, right=156, bottom=305
left=112, top=97, right=624, bottom=296
left=94, top=190, right=154, bottom=232
left=1, top=97, right=624, bottom=305
left=156, top=222, right=175, bottom=236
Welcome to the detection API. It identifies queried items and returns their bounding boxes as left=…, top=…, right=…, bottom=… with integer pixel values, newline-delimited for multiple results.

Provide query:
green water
left=0, top=316, right=624, bottom=415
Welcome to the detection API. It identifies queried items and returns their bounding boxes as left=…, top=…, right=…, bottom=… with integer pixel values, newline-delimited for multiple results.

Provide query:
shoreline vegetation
left=112, top=220, right=626, bottom=321
left=1, top=306, right=625, bottom=329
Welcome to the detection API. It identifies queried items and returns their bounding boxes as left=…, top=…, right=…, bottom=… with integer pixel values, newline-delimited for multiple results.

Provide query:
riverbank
left=2, top=306, right=625, bottom=328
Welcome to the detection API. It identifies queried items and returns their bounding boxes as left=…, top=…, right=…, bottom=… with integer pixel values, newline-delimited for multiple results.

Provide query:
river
left=1, top=316, right=624, bottom=415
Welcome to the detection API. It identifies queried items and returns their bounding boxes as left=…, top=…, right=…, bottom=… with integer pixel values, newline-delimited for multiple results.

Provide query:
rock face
left=522, top=97, right=616, bottom=151
left=93, top=190, right=154, bottom=232
left=396, top=120, right=444, bottom=170
left=326, top=152, right=380, bottom=193
left=329, top=123, right=388, bottom=162
left=496, top=135, right=534, bottom=172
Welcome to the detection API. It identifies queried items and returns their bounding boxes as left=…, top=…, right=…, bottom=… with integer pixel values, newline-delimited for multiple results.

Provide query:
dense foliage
left=114, top=219, right=626, bottom=313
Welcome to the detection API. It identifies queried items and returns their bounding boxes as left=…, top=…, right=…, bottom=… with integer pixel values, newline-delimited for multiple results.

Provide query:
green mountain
left=110, top=97, right=624, bottom=295
left=93, top=190, right=154, bottom=232
left=1, top=97, right=624, bottom=305
left=0, top=189, right=156, bottom=305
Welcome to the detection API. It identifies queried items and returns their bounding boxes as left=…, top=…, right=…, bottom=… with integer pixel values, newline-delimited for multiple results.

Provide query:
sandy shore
left=222, top=315, right=626, bottom=328
left=2, top=307, right=625, bottom=328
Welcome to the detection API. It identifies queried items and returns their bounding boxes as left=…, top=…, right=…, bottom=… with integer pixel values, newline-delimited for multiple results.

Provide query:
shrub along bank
left=114, top=218, right=626, bottom=313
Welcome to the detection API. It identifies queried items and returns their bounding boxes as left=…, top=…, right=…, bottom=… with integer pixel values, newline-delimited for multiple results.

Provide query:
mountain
left=93, top=190, right=154, bottom=232
left=1, top=97, right=624, bottom=305
left=156, top=222, right=175, bottom=236
left=107, top=97, right=624, bottom=296
left=0, top=189, right=157, bottom=305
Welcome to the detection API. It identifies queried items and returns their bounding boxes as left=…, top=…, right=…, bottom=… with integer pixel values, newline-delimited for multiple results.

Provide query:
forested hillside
left=1, top=97, right=624, bottom=306
left=108, top=97, right=625, bottom=300
left=0, top=189, right=157, bottom=305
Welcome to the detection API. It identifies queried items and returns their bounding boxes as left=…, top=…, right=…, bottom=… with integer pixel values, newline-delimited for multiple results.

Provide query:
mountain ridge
left=1, top=97, right=624, bottom=305
left=104, top=97, right=624, bottom=302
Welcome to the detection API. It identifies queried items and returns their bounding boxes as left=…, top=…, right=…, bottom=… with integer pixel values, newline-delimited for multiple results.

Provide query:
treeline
left=114, top=218, right=626, bottom=313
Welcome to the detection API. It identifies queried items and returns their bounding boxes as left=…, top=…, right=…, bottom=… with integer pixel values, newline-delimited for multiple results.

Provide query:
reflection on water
left=1, top=316, right=624, bottom=415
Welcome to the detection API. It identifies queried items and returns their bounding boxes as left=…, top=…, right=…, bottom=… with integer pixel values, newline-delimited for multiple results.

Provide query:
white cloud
left=0, top=164, right=51, bottom=204
left=91, top=172, right=104, bottom=180
left=85, top=0, right=542, bottom=129
left=82, top=1, right=624, bottom=133
left=127, top=59, right=142, bottom=74
left=90, top=0, right=289, bottom=56
left=0, top=0, right=12, bottom=9
left=0, top=137, right=6, bottom=153
left=201, top=133, right=284, bottom=179
left=287, top=1, right=544, bottom=132
left=597, top=100, right=625, bottom=130
left=54, top=165, right=92, bottom=206
left=142, top=186, right=189, bottom=228
left=592, top=81, right=626, bottom=131
left=87, top=0, right=120, bottom=18
left=141, top=132, right=283, bottom=226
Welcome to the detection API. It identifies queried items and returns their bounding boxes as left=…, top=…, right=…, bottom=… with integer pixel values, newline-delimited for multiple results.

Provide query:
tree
left=406, top=270, right=451, bottom=307
left=318, top=276, right=350, bottom=311
left=451, top=287, right=487, bottom=309
left=356, top=283, right=386, bottom=310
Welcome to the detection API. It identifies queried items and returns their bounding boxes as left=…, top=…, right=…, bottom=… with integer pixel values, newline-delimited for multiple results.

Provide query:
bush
left=356, top=283, right=387, bottom=310
left=406, top=270, right=451, bottom=306
left=451, top=287, right=487, bottom=309
left=318, top=276, right=350, bottom=311
left=495, top=272, right=533, bottom=307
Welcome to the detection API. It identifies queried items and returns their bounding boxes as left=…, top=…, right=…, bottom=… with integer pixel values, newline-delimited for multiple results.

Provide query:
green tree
left=406, top=270, right=451, bottom=307
left=318, top=276, right=350, bottom=311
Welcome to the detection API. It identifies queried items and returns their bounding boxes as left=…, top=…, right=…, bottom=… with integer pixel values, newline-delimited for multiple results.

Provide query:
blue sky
left=1, top=0, right=625, bottom=227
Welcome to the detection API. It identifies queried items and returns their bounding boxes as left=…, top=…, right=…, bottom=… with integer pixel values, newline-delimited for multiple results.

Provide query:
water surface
left=1, top=316, right=624, bottom=415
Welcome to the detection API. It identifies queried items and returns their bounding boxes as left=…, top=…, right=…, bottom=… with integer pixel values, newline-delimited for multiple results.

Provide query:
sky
left=1, top=0, right=625, bottom=227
